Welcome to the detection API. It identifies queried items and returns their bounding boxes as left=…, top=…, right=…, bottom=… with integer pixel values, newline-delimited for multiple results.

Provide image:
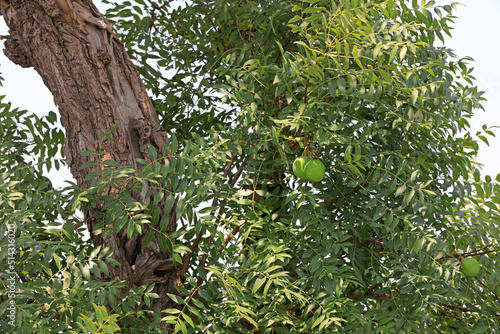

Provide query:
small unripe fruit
left=305, top=159, right=325, bottom=182
left=495, top=285, right=500, bottom=296
left=461, top=258, right=480, bottom=277
left=292, top=157, right=309, bottom=179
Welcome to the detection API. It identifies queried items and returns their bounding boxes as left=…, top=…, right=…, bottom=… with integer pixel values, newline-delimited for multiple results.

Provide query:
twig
left=181, top=157, right=247, bottom=277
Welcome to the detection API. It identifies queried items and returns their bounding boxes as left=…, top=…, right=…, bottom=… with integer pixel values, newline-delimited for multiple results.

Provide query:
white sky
left=0, top=0, right=499, bottom=185
left=433, top=0, right=500, bottom=178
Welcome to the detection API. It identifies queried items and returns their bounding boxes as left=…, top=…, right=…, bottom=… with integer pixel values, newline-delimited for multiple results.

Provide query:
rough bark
left=0, top=0, right=181, bottom=312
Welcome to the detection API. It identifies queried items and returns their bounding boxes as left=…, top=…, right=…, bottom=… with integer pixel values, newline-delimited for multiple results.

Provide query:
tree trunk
left=0, top=0, right=181, bottom=311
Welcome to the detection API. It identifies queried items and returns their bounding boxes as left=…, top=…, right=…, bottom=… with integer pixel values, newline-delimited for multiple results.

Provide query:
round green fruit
left=495, top=285, right=500, bottom=296
left=292, top=157, right=310, bottom=179
left=461, top=258, right=480, bottom=277
left=305, top=159, right=325, bottom=182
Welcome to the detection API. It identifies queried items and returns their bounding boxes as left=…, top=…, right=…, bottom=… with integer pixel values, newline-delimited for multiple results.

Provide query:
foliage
left=2, top=0, right=500, bottom=333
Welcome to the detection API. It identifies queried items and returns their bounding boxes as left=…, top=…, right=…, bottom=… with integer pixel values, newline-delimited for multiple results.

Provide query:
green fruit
left=293, top=157, right=309, bottom=179
left=495, top=285, right=500, bottom=296
left=305, top=159, right=325, bottom=182
left=461, top=258, right=480, bottom=277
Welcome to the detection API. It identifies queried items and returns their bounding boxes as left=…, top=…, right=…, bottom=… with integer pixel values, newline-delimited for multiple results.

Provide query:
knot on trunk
left=133, top=118, right=152, bottom=144
left=97, top=50, right=111, bottom=65
left=3, top=35, right=32, bottom=68
left=133, top=257, right=176, bottom=285
left=39, top=0, right=61, bottom=18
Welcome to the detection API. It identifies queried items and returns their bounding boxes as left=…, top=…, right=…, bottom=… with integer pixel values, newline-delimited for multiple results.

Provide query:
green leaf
left=103, top=159, right=121, bottom=167
left=411, top=88, right=419, bottom=104
left=252, top=277, right=266, bottom=293
left=169, top=135, right=179, bottom=153
left=395, top=184, right=407, bottom=197
left=148, top=144, right=158, bottom=159
left=167, top=293, right=185, bottom=305
left=144, top=228, right=155, bottom=247
left=81, top=150, right=99, bottom=156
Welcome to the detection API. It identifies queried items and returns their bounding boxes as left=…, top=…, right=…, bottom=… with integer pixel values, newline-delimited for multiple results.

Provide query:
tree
left=1, top=0, right=499, bottom=332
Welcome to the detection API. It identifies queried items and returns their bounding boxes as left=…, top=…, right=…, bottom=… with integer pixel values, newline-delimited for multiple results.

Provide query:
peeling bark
left=0, top=0, right=181, bottom=312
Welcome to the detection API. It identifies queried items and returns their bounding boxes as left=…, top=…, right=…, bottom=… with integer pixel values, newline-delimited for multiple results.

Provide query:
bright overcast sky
left=0, top=0, right=499, bottom=184
left=433, top=0, right=500, bottom=179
